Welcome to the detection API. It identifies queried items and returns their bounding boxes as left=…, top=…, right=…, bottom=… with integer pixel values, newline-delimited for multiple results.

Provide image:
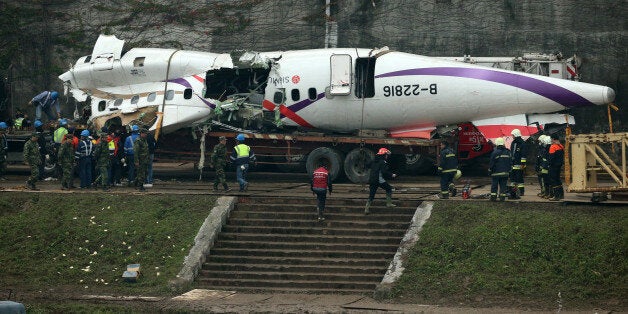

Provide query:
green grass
left=0, top=192, right=216, bottom=300
left=392, top=202, right=628, bottom=309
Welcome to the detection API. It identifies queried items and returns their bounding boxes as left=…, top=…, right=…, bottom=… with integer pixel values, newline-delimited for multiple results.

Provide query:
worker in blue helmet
left=30, top=91, right=61, bottom=121
left=123, top=125, right=141, bottom=186
left=34, top=120, right=47, bottom=180
left=76, top=129, right=94, bottom=188
left=0, top=122, right=8, bottom=180
left=230, top=133, right=256, bottom=192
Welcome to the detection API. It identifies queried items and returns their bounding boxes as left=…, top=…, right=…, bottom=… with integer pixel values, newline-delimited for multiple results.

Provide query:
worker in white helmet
left=509, top=129, right=527, bottom=198
left=488, top=137, right=512, bottom=201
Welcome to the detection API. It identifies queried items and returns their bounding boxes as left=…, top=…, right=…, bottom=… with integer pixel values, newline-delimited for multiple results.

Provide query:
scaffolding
left=567, top=132, right=628, bottom=192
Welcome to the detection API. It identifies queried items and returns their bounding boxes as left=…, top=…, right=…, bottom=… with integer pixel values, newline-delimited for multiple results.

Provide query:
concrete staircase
left=195, top=196, right=419, bottom=293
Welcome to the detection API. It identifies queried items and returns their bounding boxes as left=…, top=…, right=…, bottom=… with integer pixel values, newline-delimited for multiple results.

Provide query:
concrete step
left=201, top=263, right=386, bottom=275
left=209, top=248, right=395, bottom=259
left=190, top=284, right=371, bottom=294
left=226, top=217, right=410, bottom=229
left=196, top=277, right=377, bottom=291
left=237, top=196, right=421, bottom=207
left=213, top=240, right=399, bottom=252
left=230, top=210, right=414, bottom=222
left=218, top=232, right=403, bottom=245
left=235, top=203, right=418, bottom=214
left=199, top=270, right=383, bottom=282
left=221, top=225, right=406, bottom=237
left=206, top=255, right=390, bottom=267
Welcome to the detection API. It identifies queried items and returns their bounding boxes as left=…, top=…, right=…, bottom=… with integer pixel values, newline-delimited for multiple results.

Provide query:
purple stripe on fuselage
left=167, top=78, right=192, bottom=89
left=285, top=92, right=326, bottom=114
left=375, top=67, right=595, bottom=108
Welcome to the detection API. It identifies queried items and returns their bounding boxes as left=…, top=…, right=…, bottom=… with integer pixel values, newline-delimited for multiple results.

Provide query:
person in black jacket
left=488, top=137, right=512, bottom=201
left=509, top=129, right=527, bottom=198
left=438, top=141, right=459, bottom=199
left=364, top=148, right=397, bottom=215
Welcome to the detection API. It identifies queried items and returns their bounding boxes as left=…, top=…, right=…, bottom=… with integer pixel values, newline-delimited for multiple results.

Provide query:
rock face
left=6, top=0, right=626, bottom=131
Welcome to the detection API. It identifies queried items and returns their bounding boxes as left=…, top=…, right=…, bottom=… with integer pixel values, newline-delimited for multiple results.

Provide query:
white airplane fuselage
left=59, top=35, right=615, bottom=138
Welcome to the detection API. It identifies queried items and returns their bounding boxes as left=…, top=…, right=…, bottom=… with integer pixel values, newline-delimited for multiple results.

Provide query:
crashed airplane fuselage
left=59, top=35, right=615, bottom=140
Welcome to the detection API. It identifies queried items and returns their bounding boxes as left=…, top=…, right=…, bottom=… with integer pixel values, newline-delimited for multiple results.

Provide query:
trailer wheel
left=343, top=148, right=374, bottom=183
left=402, top=153, right=436, bottom=175
left=306, top=147, right=343, bottom=181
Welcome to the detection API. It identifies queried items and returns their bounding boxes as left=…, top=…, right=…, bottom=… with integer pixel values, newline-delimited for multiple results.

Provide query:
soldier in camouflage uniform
left=210, top=136, right=230, bottom=192
left=93, top=132, right=111, bottom=191
left=58, top=133, right=75, bottom=190
left=133, top=128, right=149, bottom=192
left=0, top=122, right=8, bottom=180
left=23, top=133, right=42, bottom=190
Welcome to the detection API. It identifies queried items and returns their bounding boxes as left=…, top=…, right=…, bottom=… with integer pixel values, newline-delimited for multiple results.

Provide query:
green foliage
left=392, top=202, right=628, bottom=308
left=0, top=192, right=216, bottom=295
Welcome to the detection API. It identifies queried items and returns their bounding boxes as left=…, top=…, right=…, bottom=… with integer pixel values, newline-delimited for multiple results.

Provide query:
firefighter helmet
left=494, top=137, right=505, bottom=146
left=377, top=148, right=391, bottom=155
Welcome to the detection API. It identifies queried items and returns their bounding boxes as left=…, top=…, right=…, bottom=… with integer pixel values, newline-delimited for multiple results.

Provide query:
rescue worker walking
left=23, top=133, right=42, bottom=190
left=210, top=136, right=230, bottom=192
left=364, top=148, right=397, bottom=215
left=535, top=135, right=551, bottom=198
left=548, top=134, right=565, bottom=201
left=75, top=130, right=93, bottom=189
left=124, top=125, right=140, bottom=185
left=0, top=122, right=8, bottom=180
left=488, top=138, right=512, bottom=201
left=29, top=91, right=61, bottom=122
left=133, top=128, right=150, bottom=192
left=93, top=132, right=111, bottom=191
left=509, top=129, right=527, bottom=198
left=311, top=163, right=332, bottom=222
left=58, top=133, right=75, bottom=190
left=230, top=134, right=255, bottom=192
left=438, top=141, right=459, bottom=199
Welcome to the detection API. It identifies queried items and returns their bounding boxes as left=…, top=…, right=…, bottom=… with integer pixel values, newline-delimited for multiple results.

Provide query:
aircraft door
left=329, top=54, right=352, bottom=95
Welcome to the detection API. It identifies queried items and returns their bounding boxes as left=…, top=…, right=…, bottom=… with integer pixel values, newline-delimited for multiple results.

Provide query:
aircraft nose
left=604, top=87, right=616, bottom=104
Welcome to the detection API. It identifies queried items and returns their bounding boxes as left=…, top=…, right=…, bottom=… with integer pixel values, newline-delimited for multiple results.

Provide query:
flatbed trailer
left=156, top=129, right=441, bottom=183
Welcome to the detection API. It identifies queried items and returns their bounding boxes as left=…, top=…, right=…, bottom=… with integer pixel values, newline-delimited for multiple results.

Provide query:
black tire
left=343, top=148, right=374, bottom=183
left=305, top=147, right=343, bottom=181
left=401, top=153, right=436, bottom=175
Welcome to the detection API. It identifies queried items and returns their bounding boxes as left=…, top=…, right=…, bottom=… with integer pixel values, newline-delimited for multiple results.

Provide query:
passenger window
left=98, top=100, right=106, bottom=112
left=273, top=91, right=285, bottom=104
left=114, top=99, right=123, bottom=106
left=308, top=88, right=317, bottom=100
left=131, top=95, right=139, bottom=104
left=134, top=57, right=145, bottom=67
left=291, top=89, right=300, bottom=101
left=147, top=92, right=156, bottom=102
left=166, top=90, right=175, bottom=100
left=184, top=88, right=193, bottom=99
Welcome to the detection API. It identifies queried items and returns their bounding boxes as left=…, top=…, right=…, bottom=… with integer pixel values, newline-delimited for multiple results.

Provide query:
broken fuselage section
left=58, top=35, right=282, bottom=134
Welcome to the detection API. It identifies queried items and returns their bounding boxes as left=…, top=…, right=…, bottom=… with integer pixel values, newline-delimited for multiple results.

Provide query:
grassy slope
left=392, top=202, right=628, bottom=310
left=0, top=192, right=216, bottom=297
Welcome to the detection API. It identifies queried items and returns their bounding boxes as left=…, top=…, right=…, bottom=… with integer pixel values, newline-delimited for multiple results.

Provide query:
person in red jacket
left=311, top=163, right=333, bottom=222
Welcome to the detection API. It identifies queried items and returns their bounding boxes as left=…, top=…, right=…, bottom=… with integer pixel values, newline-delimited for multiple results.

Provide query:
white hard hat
left=511, top=129, right=521, bottom=137
left=494, top=137, right=505, bottom=146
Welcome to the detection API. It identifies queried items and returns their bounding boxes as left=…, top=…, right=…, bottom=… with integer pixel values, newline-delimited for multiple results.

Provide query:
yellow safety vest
left=54, top=127, right=68, bottom=143
left=234, top=144, right=250, bottom=158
